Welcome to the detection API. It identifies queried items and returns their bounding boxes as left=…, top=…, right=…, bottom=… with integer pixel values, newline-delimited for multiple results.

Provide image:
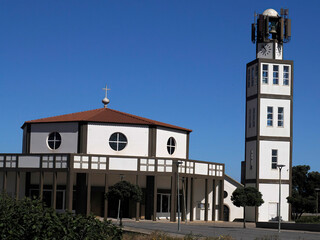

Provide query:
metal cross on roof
left=102, top=84, right=111, bottom=108
left=102, top=84, right=111, bottom=98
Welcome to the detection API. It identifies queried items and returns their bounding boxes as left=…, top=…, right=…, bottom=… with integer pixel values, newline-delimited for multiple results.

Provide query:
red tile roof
left=22, top=108, right=192, bottom=132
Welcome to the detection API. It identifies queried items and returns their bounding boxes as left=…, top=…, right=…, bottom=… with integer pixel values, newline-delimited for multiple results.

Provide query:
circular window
left=109, top=132, right=127, bottom=151
left=167, top=137, right=176, bottom=155
left=47, top=132, right=62, bottom=150
left=224, top=191, right=228, bottom=199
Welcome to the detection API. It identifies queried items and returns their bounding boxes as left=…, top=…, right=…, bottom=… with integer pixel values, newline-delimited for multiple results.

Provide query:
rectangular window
left=267, top=106, right=273, bottom=126
left=251, top=67, right=254, bottom=86
left=273, top=65, right=279, bottom=84
left=278, top=107, right=284, bottom=127
left=272, top=149, right=278, bottom=169
left=247, top=68, right=251, bottom=87
left=283, top=66, right=289, bottom=86
left=252, top=108, right=255, bottom=127
left=262, top=64, right=268, bottom=84
left=249, top=109, right=252, bottom=128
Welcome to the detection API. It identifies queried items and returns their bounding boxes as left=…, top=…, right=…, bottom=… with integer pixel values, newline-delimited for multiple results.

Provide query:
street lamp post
left=176, top=161, right=183, bottom=232
left=117, top=175, right=124, bottom=225
left=315, top=188, right=320, bottom=216
left=277, top=164, right=285, bottom=233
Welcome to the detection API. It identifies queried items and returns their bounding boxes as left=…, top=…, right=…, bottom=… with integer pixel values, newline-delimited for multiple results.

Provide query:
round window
left=167, top=137, right=176, bottom=155
left=109, top=132, right=127, bottom=151
left=224, top=191, right=228, bottom=199
left=47, top=132, right=62, bottom=150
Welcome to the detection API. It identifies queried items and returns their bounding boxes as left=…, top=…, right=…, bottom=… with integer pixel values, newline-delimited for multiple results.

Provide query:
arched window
left=167, top=137, right=176, bottom=155
left=47, top=132, right=62, bottom=150
left=109, top=132, right=127, bottom=151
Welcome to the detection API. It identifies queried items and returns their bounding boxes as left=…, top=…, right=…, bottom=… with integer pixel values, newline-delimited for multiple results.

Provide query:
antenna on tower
left=251, top=11, right=257, bottom=43
left=102, top=84, right=111, bottom=108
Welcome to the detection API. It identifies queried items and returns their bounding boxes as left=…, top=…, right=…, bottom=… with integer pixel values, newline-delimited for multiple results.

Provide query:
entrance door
left=157, top=193, right=171, bottom=218
left=223, top=205, right=230, bottom=221
left=268, top=202, right=278, bottom=221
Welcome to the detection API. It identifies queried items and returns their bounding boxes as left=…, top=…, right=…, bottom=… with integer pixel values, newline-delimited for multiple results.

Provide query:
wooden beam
left=39, top=171, right=44, bottom=200
left=153, top=175, right=157, bottom=221
left=170, top=174, right=177, bottom=222
left=190, top=177, right=194, bottom=221
left=52, top=172, right=57, bottom=210
left=136, top=175, right=140, bottom=221
left=3, top=171, right=7, bottom=192
left=66, top=171, right=73, bottom=211
left=15, top=172, right=20, bottom=200
left=86, top=173, right=92, bottom=216
left=104, top=174, right=108, bottom=220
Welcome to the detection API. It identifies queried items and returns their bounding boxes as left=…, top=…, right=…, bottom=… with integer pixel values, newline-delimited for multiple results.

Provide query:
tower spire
left=102, top=84, right=111, bottom=108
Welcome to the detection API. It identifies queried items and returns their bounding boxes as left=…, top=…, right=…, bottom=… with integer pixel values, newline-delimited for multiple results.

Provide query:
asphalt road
left=120, top=219, right=320, bottom=240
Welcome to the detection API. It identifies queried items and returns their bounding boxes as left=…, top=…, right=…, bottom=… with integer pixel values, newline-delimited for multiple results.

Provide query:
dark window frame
left=109, top=132, right=128, bottom=151
left=47, top=132, right=62, bottom=150
left=167, top=137, right=176, bottom=155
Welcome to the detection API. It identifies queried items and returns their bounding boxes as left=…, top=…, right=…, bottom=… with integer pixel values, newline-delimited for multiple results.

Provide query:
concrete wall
left=193, top=178, right=206, bottom=221
left=259, top=98, right=291, bottom=137
left=247, top=63, right=258, bottom=97
left=245, top=141, right=257, bottom=180
left=156, top=127, right=187, bottom=159
left=246, top=99, right=258, bottom=138
left=260, top=62, right=291, bottom=96
left=87, top=123, right=149, bottom=157
left=30, top=123, right=78, bottom=153
left=224, top=178, right=244, bottom=222
left=258, top=183, right=290, bottom=222
left=259, top=141, right=290, bottom=180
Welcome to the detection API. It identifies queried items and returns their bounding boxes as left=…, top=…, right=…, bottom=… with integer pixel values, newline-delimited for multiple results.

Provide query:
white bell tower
left=242, top=8, right=293, bottom=222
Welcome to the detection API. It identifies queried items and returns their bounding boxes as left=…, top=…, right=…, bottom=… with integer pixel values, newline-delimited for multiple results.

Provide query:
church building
left=0, top=85, right=243, bottom=222
left=1, top=8, right=292, bottom=224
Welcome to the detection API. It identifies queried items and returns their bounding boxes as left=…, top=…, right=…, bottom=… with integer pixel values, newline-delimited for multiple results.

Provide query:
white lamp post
left=277, top=164, right=285, bottom=233
left=117, top=175, right=124, bottom=225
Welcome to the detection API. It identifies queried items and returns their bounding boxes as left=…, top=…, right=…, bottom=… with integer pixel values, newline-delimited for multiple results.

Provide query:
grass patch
left=123, top=231, right=235, bottom=240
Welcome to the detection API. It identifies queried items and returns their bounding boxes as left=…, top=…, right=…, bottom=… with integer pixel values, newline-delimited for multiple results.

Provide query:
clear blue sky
left=1, top=0, right=319, bottom=181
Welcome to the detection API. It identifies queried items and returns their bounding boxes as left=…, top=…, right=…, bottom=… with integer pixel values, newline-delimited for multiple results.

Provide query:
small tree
left=231, top=186, right=264, bottom=228
left=287, top=165, right=320, bottom=220
left=105, top=181, right=142, bottom=226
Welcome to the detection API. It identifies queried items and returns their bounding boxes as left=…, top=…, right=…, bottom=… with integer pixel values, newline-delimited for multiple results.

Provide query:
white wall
left=207, top=180, right=213, bottom=221
left=30, top=123, right=78, bottom=153
left=258, top=183, right=289, bottom=222
left=224, top=178, right=244, bottom=222
left=87, top=123, right=149, bottom=157
left=193, top=178, right=205, bottom=221
left=260, top=63, right=291, bottom=96
left=246, top=99, right=258, bottom=138
left=259, top=98, right=291, bottom=137
left=156, top=127, right=187, bottom=158
left=259, top=140, right=290, bottom=180
left=247, top=63, right=258, bottom=97
left=245, top=141, right=257, bottom=180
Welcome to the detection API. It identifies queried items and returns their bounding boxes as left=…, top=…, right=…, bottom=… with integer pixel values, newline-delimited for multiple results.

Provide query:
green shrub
left=0, top=193, right=122, bottom=240
left=295, top=215, right=320, bottom=224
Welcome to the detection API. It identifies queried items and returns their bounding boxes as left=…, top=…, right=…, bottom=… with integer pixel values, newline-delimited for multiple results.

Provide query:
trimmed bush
left=295, top=216, right=320, bottom=224
left=0, top=193, right=122, bottom=240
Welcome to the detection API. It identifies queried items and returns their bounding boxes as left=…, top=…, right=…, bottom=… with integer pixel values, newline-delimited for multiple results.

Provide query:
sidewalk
left=117, top=219, right=320, bottom=240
